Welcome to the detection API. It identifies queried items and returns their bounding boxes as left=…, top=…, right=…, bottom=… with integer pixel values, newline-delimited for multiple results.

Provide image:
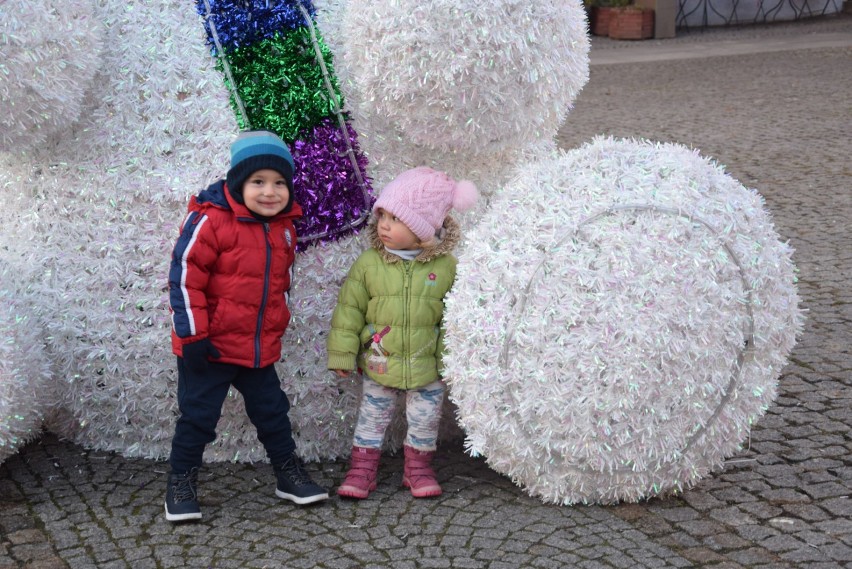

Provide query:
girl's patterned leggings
left=353, top=376, right=445, bottom=451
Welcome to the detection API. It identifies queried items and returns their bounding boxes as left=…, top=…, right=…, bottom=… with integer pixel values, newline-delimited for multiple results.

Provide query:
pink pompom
left=452, top=180, right=479, bottom=212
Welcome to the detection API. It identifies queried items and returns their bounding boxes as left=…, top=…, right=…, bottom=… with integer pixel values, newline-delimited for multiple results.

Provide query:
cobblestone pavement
left=2, top=14, right=851, bottom=569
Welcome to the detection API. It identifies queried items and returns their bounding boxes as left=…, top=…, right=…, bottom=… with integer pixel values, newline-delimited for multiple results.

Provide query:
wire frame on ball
left=499, top=203, right=756, bottom=474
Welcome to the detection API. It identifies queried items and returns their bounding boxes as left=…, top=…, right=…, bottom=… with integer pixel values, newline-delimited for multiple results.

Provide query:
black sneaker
left=274, top=456, right=329, bottom=505
left=164, top=467, right=202, bottom=522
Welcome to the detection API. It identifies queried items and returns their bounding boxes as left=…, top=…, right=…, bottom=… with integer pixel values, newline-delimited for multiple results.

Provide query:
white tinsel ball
left=0, top=160, right=58, bottom=465
left=1, top=0, right=237, bottom=461
left=339, top=0, right=589, bottom=155
left=0, top=306, right=46, bottom=465
left=0, top=0, right=103, bottom=151
left=443, top=137, right=804, bottom=505
left=0, top=283, right=51, bottom=465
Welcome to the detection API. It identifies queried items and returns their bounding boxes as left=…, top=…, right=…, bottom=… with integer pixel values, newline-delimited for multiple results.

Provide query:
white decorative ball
left=0, top=285, right=51, bottom=465
left=340, top=0, right=589, bottom=155
left=0, top=0, right=103, bottom=152
left=0, top=0, right=237, bottom=461
left=443, top=137, right=804, bottom=504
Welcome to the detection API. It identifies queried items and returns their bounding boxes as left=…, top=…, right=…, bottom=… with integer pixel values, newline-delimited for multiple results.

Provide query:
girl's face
left=376, top=208, right=421, bottom=250
left=242, top=169, right=290, bottom=217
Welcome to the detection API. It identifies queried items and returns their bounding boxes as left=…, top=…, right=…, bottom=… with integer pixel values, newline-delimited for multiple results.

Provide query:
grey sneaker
left=164, top=467, right=202, bottom=522
left=274, top=456, right=329, bottom=505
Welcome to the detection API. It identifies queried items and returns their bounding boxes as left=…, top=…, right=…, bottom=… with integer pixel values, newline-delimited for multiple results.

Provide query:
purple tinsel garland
left=292, top=118, right=374, bottom=248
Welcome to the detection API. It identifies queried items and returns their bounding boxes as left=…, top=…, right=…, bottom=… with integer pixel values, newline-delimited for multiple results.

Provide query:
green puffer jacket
left=327, top=216, right=462, bottom=390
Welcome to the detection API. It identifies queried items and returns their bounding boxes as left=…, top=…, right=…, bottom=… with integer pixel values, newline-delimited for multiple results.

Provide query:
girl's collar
left=385, top=247, right=422, bottom=261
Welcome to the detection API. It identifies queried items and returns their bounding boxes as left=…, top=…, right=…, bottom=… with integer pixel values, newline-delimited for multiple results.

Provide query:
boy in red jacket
left=165, top=130, right=328, bottom=522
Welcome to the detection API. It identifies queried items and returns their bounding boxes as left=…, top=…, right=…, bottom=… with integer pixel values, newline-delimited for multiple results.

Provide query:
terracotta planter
left=608, top=8, right=654, bottom=40
left=591, top=6, right=618, bottom=37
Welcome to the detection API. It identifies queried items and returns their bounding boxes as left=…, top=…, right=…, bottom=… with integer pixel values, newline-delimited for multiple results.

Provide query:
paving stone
left=761, top=534, right=810, bottom=552
left=708, top=505, right=757, bottom=527
left=676, top=519, right=729, bottom=538
left=805, top=482, right=852, bottom=499
left=727, top=546, right=784, bottom=566
left=822, top=498, right=852, bottom=518
left=733, top=523, right=780, bottom=542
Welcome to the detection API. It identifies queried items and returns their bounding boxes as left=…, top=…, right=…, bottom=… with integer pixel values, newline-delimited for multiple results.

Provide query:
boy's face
left=376, top=208, right=421, bottom=250
left=242, top=169, right=290, bottom=217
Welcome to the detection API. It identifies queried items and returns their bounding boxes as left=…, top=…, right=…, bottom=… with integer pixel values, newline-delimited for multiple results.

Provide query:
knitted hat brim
left=373, top=199, right=434, bottom=243
left=226, top=155, right=295, bottom=210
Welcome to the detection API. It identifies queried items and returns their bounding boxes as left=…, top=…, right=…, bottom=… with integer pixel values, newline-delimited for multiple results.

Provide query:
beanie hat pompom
left=452, top=180, right=478, bottom=213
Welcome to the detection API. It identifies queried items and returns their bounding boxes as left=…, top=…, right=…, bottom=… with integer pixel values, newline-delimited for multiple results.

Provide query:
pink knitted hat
left=373, top=167, right=479, bottom=242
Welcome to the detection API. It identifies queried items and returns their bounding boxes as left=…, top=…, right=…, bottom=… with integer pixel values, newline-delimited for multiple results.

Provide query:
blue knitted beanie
left=225, top=130, right=295, bottom=209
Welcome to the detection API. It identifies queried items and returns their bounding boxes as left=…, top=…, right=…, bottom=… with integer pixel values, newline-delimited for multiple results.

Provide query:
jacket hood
left=194, top=180, right=230, bottom=209
left=192, top=179, right=302, bottom=221
left=368, top=214, right=462, bottom=263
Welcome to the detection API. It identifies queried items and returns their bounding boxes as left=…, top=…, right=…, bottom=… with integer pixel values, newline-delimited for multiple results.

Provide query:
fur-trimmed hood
left=366, top=214, right=463, bottom=263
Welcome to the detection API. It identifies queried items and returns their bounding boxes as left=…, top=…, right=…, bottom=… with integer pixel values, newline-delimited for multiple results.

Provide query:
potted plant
left=608, top=4, right=655, bottom=40
left=586, top=0, right=631, bottom=37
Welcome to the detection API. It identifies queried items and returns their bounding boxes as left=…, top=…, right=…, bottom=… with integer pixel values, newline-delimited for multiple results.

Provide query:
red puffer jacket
left=168, top=180, right=302, bottom=368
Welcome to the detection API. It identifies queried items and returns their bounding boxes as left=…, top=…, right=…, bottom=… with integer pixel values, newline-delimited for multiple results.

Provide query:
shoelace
left=172, top=472, right=198, bottom=503
left=280, top=457, right=312, bottom=486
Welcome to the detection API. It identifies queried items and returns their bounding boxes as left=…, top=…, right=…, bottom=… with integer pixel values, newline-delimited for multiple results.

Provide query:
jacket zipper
left=255, top=222, right=272, bottom=368
left=402, top=261, right=412, bottom=388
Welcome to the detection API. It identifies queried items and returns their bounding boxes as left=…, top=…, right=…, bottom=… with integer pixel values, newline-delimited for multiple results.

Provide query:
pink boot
left=402, top=445, right=442, bottom=498
left=337, top=446, right=381, bottom=499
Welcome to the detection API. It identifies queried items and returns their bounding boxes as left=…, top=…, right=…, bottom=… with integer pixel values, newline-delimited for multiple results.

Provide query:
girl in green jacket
left=328, top=167, right=478, bottom=499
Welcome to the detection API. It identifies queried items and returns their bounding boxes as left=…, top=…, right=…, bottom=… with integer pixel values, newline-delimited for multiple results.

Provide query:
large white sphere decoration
left=316, top=0, right=588, bottom=231
left=0, top=0, right=240, bottom=461
left=316, top=2, right=563, bottom=213
left=443, top=137, right=804, bottom=505
left=0, top=160, right=59, bottom=466
left=0, top=0, right=103, bottom=152
left=339, top=0, right=589, bottom=156
left=0, top=293, right=50, bottom=464
left=0, top=243, right=54, bottom=465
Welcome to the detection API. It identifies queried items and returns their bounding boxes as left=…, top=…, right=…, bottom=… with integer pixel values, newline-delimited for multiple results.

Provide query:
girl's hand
left=333, top=369, right=350, bottom=378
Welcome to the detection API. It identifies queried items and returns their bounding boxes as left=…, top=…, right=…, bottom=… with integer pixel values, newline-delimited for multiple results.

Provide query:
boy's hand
left=182, top=338, right=221, bottom=373
left=332, top=369, right=350, bottom=378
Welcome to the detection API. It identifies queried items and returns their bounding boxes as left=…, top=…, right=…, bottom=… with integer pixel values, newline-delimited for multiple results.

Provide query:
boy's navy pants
left=169, top=358, right=296, bottom=473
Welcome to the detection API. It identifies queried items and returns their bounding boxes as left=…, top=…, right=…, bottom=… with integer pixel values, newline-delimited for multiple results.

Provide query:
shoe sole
left=275, top=489, right=329, bottom=505
left=164, top=503, right=202, bottom=522
left=402, top=480, right=442, bottom=498
left=337, top=483, right=376, bottom=499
